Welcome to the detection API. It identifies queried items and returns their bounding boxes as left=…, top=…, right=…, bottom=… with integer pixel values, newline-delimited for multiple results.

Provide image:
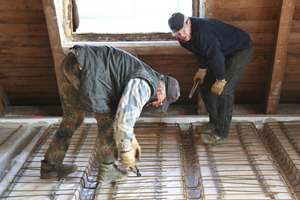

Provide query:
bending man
left=168, top=12, right=253, bottom=144
left=40, top=45, right=180, bottom=182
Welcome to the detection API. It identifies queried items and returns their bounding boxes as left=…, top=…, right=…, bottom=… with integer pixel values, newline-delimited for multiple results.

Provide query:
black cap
left=168, top=12, right=188, bottom=36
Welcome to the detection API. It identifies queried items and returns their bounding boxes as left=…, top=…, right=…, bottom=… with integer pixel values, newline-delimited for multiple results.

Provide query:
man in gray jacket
left=40, top=45, right=180, bottom=182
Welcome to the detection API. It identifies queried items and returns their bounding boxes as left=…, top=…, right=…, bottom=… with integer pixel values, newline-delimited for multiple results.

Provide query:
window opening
left=75, top=0, right=192, bottom=34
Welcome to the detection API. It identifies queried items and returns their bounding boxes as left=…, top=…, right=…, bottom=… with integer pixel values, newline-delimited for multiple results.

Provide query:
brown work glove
left=120, top=138, right=141, bottom=169
left=193, top=68, right=207, bottom=84
left=211, top=79, right=227, bottom=96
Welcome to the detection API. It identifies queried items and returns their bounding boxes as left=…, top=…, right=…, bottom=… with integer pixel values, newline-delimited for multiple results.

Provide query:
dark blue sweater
left=179, top=17, right=252, bottom=80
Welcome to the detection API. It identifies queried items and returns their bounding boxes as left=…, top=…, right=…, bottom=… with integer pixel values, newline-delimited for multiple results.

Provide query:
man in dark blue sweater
left=168, top=12, right=253, bottom=144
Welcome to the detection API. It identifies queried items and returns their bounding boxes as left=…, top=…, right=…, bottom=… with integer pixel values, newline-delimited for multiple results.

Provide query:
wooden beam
left=42, top=0, right=64, bottom=96
left=265, top=0, right=295, bottom=114
left=0, top=83, right=9, bottom=116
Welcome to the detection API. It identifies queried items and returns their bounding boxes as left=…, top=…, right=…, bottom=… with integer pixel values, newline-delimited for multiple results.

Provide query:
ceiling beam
left=265, top=0, right=295, bottom=114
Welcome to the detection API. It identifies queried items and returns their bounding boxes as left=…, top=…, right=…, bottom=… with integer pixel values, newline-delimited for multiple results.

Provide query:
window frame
left=63, top=0, right=200, bottom=43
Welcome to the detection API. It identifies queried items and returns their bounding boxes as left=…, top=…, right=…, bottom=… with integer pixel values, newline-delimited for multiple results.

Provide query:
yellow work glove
left=120, top=138, right=141, bottom=169
left=193, top=68, right=207, bottom=84
left=211, top=79, right=227, bottom=96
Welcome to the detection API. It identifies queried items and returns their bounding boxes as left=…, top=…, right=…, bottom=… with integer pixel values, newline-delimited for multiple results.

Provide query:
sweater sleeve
left=195, top=31, right=226, bottom=80
left=179, top=41, right=207, bottom=70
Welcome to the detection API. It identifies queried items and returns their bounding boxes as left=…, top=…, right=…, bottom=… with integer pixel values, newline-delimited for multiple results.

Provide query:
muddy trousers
left=44, top=53, right=117, bottom=166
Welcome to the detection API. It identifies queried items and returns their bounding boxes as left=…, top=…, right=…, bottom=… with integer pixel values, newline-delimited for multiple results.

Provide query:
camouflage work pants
left=44, top=53, right=117, bottom=166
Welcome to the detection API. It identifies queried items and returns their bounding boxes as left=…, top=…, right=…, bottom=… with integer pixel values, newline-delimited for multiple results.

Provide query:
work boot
left=97, top=163, right=128, bottom=183
left=195, top=122, right=216, bottom=134
left=40, top=160, right=78, bottom=179
left=200, top=133, right=227, bottom=144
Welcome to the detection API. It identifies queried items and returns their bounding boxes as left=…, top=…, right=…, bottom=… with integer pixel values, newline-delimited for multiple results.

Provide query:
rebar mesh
left=192, top=121, right=297, bottom=200
left=0, top=121, right=299, bottom=200
left=261, top=121, right=300, bottom=199
left=0, top=123, right=189, bottom=200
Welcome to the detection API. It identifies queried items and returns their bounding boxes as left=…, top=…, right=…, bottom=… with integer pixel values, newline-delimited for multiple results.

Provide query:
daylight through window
left=76, top=0, right=192, bottom=34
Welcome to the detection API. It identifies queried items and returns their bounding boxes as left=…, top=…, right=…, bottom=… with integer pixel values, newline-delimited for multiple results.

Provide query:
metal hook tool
left=188, top=81, right=199, bottom=98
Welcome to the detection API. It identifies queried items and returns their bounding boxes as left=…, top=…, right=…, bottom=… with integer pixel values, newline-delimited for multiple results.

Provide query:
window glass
left=76, top=0, right=192, bottom=33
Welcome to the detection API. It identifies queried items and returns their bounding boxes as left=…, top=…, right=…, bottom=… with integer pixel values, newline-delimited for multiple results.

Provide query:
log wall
left=0, top=0, right=299, bottom=114
left=0, top=0, right=60, bottom=106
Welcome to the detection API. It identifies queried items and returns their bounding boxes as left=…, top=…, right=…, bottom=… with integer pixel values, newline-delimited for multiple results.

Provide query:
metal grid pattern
left=1, top=123, right=100, bottom=200
left=0, top=123, right=189, bottom=200
left=262, top=121, right=300, bottom=199
left=1, top=121, right=300, bottom=199
left=192, top=122, right=296, bottom=200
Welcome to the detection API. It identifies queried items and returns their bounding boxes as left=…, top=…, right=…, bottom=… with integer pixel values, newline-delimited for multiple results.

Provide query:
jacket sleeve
left=115, top=78, right=151, bottom=147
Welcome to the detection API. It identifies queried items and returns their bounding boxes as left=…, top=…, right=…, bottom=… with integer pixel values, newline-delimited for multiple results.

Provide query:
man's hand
left=211, top=79, right=226, bottom=96
left=120, top=138, right=141, bottom=169
left=193, top=68, right=207, bottom=84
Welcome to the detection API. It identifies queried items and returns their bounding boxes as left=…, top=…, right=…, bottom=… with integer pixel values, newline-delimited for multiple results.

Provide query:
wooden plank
left=252, top=44, right=274, bottom=54
left=265, top=0, right=296, bottom=114
left=4, top=106, right=62, bottom=116
left=207, top=0, right=280, bottom=8
left=243, top=65, right=271, bottom=75
left=0, top=47, right=52, bottom=57
left=289, top=32, right=300, bottom=43
left=0, top=0, right=44, bottom=10
left=7, top=97, right=60, bottom=106
left=0, top=67, right=55, bottom=77
left=0, top=83, right=9, bottom=116
left=287, top=43, right=300, bottom=53
left=235, top=92, right=265, bottom=103
left=293, top=6, right=300, bottom=19
left=225, top=21, right=277, bottom=33
left=0, top=36, right=51, bottom=47
left=251, top=56, right=273, bottom=64
left=239, top=74, right=270, bottom=83
left=206, top=8, right=279, bottom=21
left=291, top=20, right=300, bottom=32
left=250, top=33, right=275, bottom=44
left=119, top=45, right=190, bottom=55
left=0, top=24, right=48, bottom=35
left=281, top=83, right=300, bottom=91
left=5, top=86, right=59, bottom=93
left=281, top=85, right=300, bottom=91
left=282, top=74, right=300, bottom=83
left=286, top=54, right=300, bottom=64
left=7, top=90, right=59, bottom=97
left=279, top=94, right=300, bottom=103
left=139, top=55, right=197, bottom=66
left=0, top=57, right=53, bottom=67
left=0, top=10, right=45, bottom=24
left=1, top=77, right=57, bottom=86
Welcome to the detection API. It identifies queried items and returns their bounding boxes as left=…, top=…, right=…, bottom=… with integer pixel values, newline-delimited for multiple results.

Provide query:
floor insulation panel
left=0, top=121, right=299, bottom=200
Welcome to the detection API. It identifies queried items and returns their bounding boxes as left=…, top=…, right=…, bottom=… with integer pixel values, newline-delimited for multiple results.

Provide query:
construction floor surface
left=0, top=115, right=299, bottom=200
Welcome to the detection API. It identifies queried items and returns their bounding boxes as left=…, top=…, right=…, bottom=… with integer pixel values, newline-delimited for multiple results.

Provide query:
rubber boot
left=40, top=160, right=78, bottom=179
left=97, top=163, right=128, bottom=182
